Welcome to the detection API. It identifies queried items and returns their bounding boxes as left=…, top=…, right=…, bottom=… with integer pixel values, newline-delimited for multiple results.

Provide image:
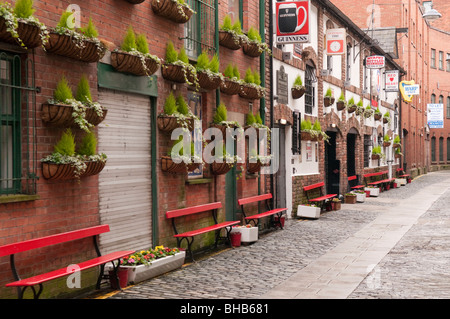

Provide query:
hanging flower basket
left=324, top=97, right=334, bottom=107
left=393, top=143, right=401, bottom=149
left=126, top=0, right=146, bottom=3
left=151, top=0, right=194, bottom=24
left=242, top=41, right=263, bottom=58
left=161, top=156, right=200, bottom=174
left=0, top=18, right=43, bottom=49
left=111, top=50, right=160, bottom=76
left=41, top=102, right=107, bottom=128
left=161, top=63, right=195, bottom=84
left=394, top=153, right=402, bottom=159
left=247, top=160, right=262, bottom=174
left=292, top=86, right=305, bottom=99
left=210, top=162, right=233, bottom=175
left=220, top=78, right=241, bottom=95
left=41, top=159, right=106, bottom=180
left=383, top=117, right=388, bottom=124
left=336, top=101, right=346, bottom=111
left=209, top=122, right=240, bottom=137
left=374, top=113, right=382, bottom=121
left=157, top=115, right=194, bottom=133
left=44, top=31, right=106, bottom=63
left=219, top=30, right=242, bottom=50
left=239, top=84, right=264, bottom=100
left=371, top=154, right=380, bottom=160
left=347, top=104, right=357, bottom=114
left=197, top=71, right=222, bottom=91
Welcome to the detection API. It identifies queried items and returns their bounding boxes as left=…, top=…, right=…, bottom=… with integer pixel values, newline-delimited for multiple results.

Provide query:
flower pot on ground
left=231, top=225, right=258, bottom=242
left=230, top=232, right=241, bottom=247
left=151, top=0, right=194, bottom=24
left=118, top=247, right=185, bottom=285
left=109, top=267, right=128, bottom=289
left=297, top=204, right=320, bottom=219
left=344, top=193, right=357, bottom=204
left=218, top=15, right=243, bottom=50
left=331, top=198, right=341, bottom=210
left=353, top=191, right=366, bottom=202
left=111, top=27, right=160, bottom=76
left=44, top=14, right=106, bottom=63
left=365, top=186, right=380, bottom=197
left=0, top=1, right=48, bottom=49
left=291, top=75, right=305, bottom=99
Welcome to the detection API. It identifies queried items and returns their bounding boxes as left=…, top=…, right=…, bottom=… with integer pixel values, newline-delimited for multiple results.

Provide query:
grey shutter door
left=97, top=89, right=152, bottom=254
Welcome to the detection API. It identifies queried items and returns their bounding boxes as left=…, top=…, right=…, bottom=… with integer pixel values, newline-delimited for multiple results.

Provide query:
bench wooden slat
left=237, top=193, right=272, bottom=206
left=0, top=225, right=110, bottom=257
left=173, top=220, right=240, bottom=238
left=303, top=182, right=325, bottom=191
left=166, top=202, right=222, bottom=219
left=6, top=250, right=134, bottom=287
left=244, top=208, right=287, bottom=220
left=308, top=194, right=337, bottom=202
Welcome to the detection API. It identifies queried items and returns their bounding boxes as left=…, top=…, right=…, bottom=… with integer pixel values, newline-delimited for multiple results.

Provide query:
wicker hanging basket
left=247, top=161, right=262, bottom=174
left=374, top=113, right=382, bottom=121
left=41, top=103, right=107, bottom=128
left=197, top=71, right=222, bottom=91
left=0, top=18, right=43, bottom=49
left=211, top=162, right=233, bottom=175
left=157, top=115, right=194, bottom=133
left=220, top=78, right=241, bottom=95
left=336, top=101, right=346, bottom=111
left=44, top=31, right=106, bottom=63
left=151, top=0, right=193, bottom=24
left=239, top=84, right=264, bottom=100
left=41, top=161, right=105, bottom=180
left=347, top=104, right=357, bottom=114
left=111, top=51, right=159, bottom=76
left=219, top=31, right=242, bottom=50
left=161, top=63, right=195, bottom=83
left=291, top=87, right=305, bottom=99
left=161, top=156, right=200, bottom=174
left=324, top=97, right=335, bottom=107
left=242, top=41, right=263, bottom=58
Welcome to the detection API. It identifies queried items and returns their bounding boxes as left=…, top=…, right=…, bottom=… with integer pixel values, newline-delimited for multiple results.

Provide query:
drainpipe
left=259, top=0, right=267, bottom=197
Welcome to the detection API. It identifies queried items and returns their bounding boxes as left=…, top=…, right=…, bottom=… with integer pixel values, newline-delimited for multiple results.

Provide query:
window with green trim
left=0, top=51, right=37, bottom=196
left=184, top=0, right=217, bottom=58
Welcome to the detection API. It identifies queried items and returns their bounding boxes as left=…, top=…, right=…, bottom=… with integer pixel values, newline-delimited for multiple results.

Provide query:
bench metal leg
left=178, top=237, right=195, bottom=261
left=16, top=284, right=43, bottom=299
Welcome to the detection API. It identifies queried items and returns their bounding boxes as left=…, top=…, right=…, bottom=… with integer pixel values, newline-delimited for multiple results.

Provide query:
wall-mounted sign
left=399, top=80, right=418, bottom=103
left=366, top=55, right=385, bottom=69
left=427, top=103, right=444, bottom=129
left=326, top=28, right=346, bottom=55
left=276, top=0, right=310, bottom=44
left=385, top=70, right=399, bottom=92
left=276, top=66, right=289, bottom=105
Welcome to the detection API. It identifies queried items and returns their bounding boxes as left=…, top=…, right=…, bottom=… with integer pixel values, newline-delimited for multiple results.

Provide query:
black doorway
left=347, top=133, right=356, bottom=177
left=325, top=131, right=339, bottom=195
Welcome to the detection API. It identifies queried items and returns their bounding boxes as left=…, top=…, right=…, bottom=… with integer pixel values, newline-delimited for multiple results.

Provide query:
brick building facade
left=0, top=0, right=269, bottom=298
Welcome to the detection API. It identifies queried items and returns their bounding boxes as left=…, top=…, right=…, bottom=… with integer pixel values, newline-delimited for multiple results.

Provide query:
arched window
left=431, top=94, right=436, bottom=104
left=431, top=137, right=436, bottom=162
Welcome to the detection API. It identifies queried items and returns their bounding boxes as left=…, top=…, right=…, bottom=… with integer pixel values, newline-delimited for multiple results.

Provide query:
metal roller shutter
left=97, top=88, right=152, bottom=254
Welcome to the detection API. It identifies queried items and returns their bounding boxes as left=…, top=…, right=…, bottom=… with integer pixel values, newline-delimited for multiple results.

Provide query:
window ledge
left=186, top=178, right=213, bottom=185
left=0, top=194, right=40, bottom=204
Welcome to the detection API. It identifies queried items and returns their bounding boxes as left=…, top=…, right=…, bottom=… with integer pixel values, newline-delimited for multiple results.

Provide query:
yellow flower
left=155, top=245, right=164, bottom=251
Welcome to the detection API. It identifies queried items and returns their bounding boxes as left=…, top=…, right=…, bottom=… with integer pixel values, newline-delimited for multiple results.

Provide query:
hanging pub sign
left=326, top=28, right=346, bottom=55
left=399, top=80, right=419, bottom=103
left=276, top=0, right=310, bottom=44
left=365, top=55, right=385, bottom=69
left=385, top=70, right=399, bottom=92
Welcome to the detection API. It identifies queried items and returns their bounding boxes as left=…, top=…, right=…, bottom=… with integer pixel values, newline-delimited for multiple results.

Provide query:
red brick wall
left=0, top=0, right=267, bottom=298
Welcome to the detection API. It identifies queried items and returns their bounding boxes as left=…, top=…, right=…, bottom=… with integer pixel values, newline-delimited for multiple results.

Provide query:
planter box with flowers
left=365, top=186, right=380, bottom=197
left=352, top=190, right=366, bottom=202
left=230, top=225, right=258, bottom=243
left=241, top=26, right=270, bottom=58
left=195, top=52, right=222, bottom=91
left=297, top=204, right=320, bottom=219
left=219, top=15, right=243, bottom=50
left=239, top=68, right=265, bottom=100
left=116, top=247, right=185, bottom=285
left=220, top=63, right=242, bottom=95
left=331, top=198, right=341, bottom=210
left=0, top=0, right=49, bottom=50
left=292, top=75, right=305, bottom=99
left=151, top=0, right=194, bottom=24
left=111, top=26, right=160, bottom=76
left=162, top=41, right=197, bottom=87
left=41, top=129, right=107, bottom=181
left=157, top=92, right=196, bottom=134
left=344, top=193, right=357, bottom=204
left=42, top=76, right=107, bottom=132
left=45, top=13, right=106, bottom=63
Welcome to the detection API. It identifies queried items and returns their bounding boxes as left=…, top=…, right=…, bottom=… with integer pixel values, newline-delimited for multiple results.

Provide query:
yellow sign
left=399, top=80, right=415, bottom=103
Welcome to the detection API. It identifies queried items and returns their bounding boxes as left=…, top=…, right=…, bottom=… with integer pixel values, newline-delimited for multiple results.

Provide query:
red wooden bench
left=364, top=171, right=395, bottom=191
left=238, top=193, right=287, bottom=229
left=0, top=225, right=134, bottom=299
left=303, top=182, right=337, bottom=209
left=396, top=168, right=411, bottom=183
left=348, top=175, right=365, bottom=191
left=166, top=202, right=240, bottom=261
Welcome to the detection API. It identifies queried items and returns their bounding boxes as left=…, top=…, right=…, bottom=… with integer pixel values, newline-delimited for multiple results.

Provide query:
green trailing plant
left=301, top=119, right=329, bottom=142
left=75, top=75, right=92, bottom=103
left=363, top=105, right=374, bottom=118
left=77, top=130, right=97, bottom=157
left=54, top=76, right=73, bottom=102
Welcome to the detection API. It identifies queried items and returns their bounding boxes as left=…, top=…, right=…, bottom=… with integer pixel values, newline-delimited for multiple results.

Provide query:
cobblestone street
left=104, top=171, right=450, bottom=300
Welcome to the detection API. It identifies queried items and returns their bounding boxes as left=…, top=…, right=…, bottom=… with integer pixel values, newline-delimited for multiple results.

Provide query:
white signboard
left=326, top=28, right=346, bottom=55
left=366, top=55, right=385, bottom=69
left=403, top=84, right=420, bottom=96
left=385, top=70, right=399, bottom=92
left=427, top=104, right=444, bottom=129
